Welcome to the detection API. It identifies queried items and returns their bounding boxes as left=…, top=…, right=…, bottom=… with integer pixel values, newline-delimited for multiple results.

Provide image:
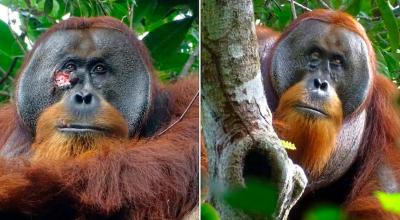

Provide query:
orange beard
left=31, top=100, right=129, bottom=162
left=31, top=133, right=125, bottom=162
left=273, top=82, right=343, bottom=178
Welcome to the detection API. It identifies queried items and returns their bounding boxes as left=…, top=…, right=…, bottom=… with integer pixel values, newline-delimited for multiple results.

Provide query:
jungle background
left=202, top=0, right=400, bottom=220
left=0, top=0, right=199, bottom=103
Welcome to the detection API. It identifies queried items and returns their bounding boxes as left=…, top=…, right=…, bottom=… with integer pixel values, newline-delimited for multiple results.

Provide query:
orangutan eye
left=64, top=62, right=77, bottom=72
left=310, top=51, right=321, bottom=60
left=331, top=55, right=344, bottom=67
left=92, top=64, right=107, bottom=74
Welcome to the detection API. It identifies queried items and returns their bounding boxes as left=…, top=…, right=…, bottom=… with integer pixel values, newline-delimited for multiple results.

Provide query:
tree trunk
left=201, top=0, right=307, bottom=219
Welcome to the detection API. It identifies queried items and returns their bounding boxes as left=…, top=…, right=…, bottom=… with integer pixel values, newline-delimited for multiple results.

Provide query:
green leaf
left=201, top=203, right=221, bottom=220
left=382, top=50, right=400, bottom=79
left=50, top=0, right=60, bottom=18
left=44, top=0, right=53, bottom=15
left=0, top=20, right=24, bottom=75
left=155, top=52, right=189, bottom=72
left=280, top=140, right=296, bottom=150
left=223, top=179, right=278, bottom=217
left=375, top=191, right=400, bottom=214
left=346, top=0, right=362, bottom=16
left=304, top=205, right=346, bottom=220
left=330, top=0, right=342, bottom=9
left=145, top=1, right=180, bottom=24
left=273, top=4, right=292, bottom=29
left=109, top=3, right=129, bottom=21
left=133, top=0, right=158, bottom=24
left=377, top=0, right=400, bottom=51
left=26, top=16, right=45, bottom=40
left=148, top=0, right=198, bottom=19
left=375, top=46, right=391, bottom=78
left=143, top=17, right=193, bottom=65
left=72, top=0, right=90, bottom=17
left=55, top=0, right=67, bottom=17
left=1, top=0, right=28, bottom=8
left=360, top=1, right=372, bottom=15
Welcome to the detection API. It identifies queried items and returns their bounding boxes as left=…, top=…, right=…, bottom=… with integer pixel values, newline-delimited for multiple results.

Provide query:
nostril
left=73, top=93, right=93, bottom=105
left=320, top=81, right=328, bottom=91
left=83, top=93, right=93, bottom=104
left=313, top=78, right=321, bottom=89
left=74, top=93, right=84, bottom=104
left=68, top=91, right=98, bottom=117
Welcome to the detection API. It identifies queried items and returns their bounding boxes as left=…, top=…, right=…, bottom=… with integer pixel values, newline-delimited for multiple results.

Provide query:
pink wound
left=54, top=71, right=71, bottom=87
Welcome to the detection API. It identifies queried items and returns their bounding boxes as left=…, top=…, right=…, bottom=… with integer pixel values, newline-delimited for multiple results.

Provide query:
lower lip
left=58, top=127, right=105, bottom=133
left=294, top=106, right=327, bottom=117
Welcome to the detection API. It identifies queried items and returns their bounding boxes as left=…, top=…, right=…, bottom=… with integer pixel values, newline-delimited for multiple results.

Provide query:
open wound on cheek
left=54, top=71, right=71, bottom=88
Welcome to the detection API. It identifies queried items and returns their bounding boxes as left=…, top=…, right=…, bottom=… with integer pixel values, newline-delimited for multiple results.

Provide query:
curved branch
left=201, top=0, right=307, bottom=219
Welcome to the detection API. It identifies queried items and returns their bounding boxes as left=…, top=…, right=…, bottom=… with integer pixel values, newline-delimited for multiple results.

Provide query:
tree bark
left=201, top=0, right=307, bottom=219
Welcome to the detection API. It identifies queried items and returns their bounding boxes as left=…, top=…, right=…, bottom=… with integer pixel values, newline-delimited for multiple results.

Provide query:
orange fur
left=344, top=74, right=400, bottom=220
left=273, top=81, right=343, bottom=178
left=0, top=105, right=18, bottom=147
left=345, top=174, right=400, bottom=220
left=0, top=16, right=199, bottom=219
left=265, top=10, right=400, bottom=219
left=0, top=76, right=199, bottom=219
left=31, top=98, right=128, bottom=162
left=274, top=11, right=400, bottom=220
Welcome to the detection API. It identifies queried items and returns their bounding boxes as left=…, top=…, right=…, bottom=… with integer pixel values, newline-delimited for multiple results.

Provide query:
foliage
left=304, top=205, right=346, bottom=220
left=0, top=0, right=199, bottom=102
left=280, top=139, right=296, bottom=150
left=375, top=191, right=400, bottom=214
left=201, top=203, right=221, bottom=220
left=223, top=179, right=278, bottom=217
left=204, top=178, right=278, bottom=218
left=254, top=0, right=400, bottom=85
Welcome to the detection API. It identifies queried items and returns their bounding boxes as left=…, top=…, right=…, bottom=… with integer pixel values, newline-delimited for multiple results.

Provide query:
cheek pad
left=92, top=29, right=152, bottom=135
left=17, top=69, right=58, bottom=132
left=16, top=31, right=78, bottom=131
left=271, top=41, right=306, bottom=97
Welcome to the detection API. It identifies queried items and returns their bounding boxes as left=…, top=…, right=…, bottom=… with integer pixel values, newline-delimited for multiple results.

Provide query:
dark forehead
left=286, top=19, right=368, bottom=55
left=35, top=28, right=133, bottom=58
